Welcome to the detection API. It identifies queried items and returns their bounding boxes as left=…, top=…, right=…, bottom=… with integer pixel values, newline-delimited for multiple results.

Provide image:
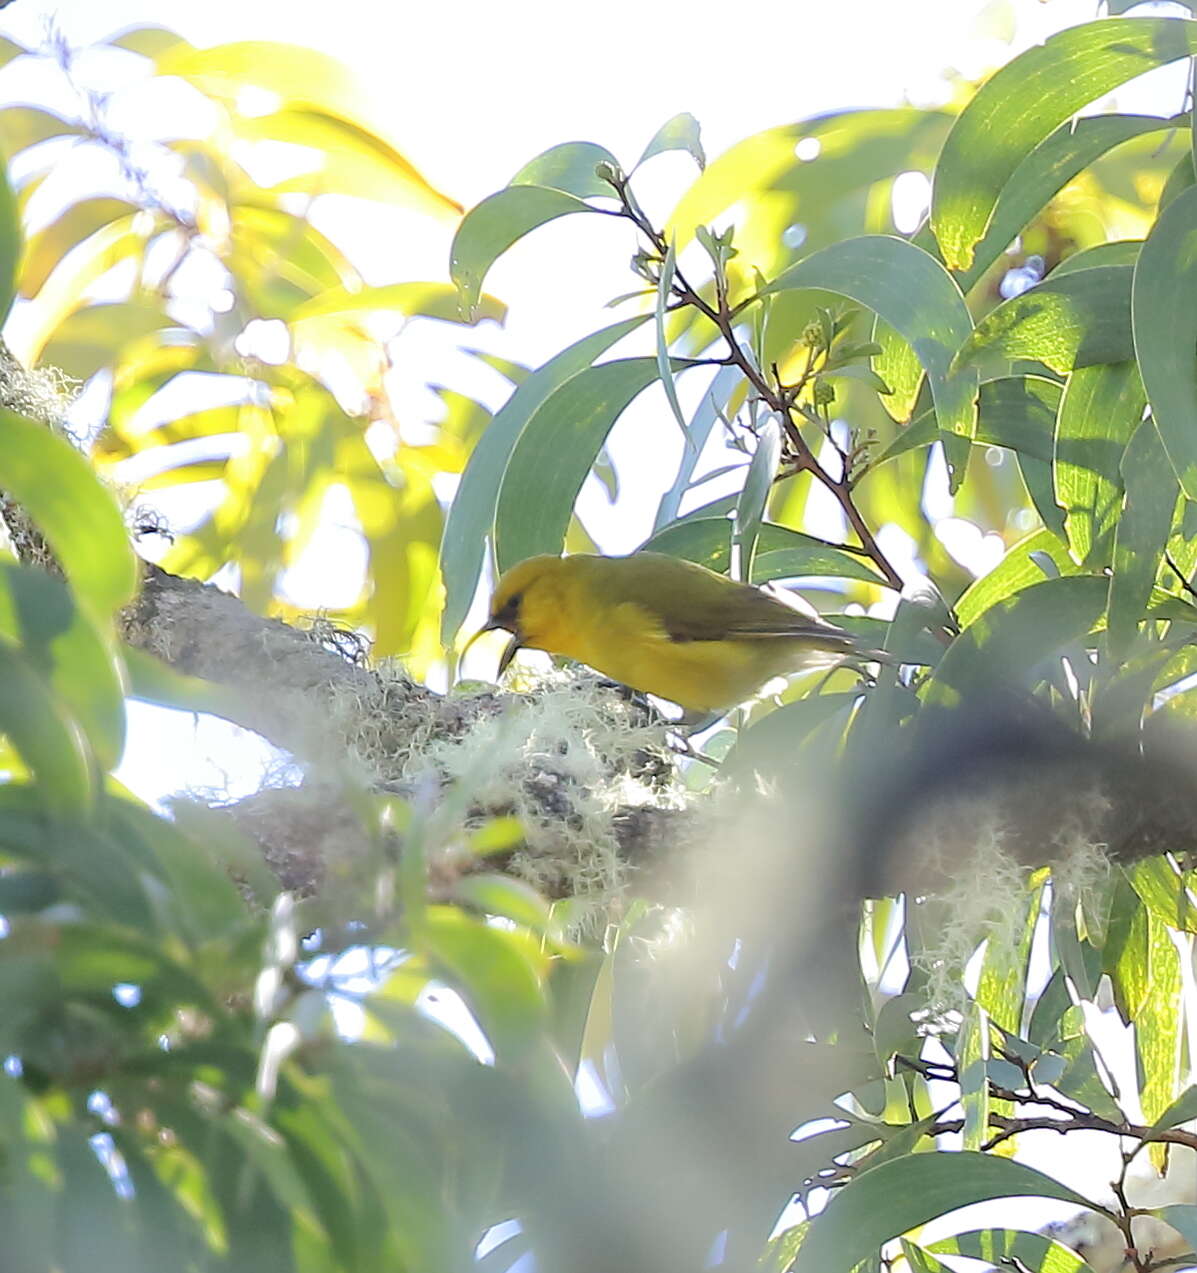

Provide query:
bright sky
left=1, top=1, right=1096, bottom=202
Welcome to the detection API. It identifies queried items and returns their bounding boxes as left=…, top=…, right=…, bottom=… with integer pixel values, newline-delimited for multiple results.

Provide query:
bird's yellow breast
left=520, top=575, right=800, bottom=712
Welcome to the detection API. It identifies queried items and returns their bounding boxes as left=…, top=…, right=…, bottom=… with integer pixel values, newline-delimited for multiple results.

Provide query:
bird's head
left=467, top=554, right=567, bottom=676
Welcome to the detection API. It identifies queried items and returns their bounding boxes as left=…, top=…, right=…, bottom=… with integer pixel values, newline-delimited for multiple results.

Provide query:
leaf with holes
left=931, top=18, right=1197, bottom=268
left=955, top=267, right=1132, bottom=377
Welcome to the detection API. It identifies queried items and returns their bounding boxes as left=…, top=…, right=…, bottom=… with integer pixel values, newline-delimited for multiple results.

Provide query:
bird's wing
left=663, top=589, right=856, bottom=644
left=607, top=553, right=855, bottom=645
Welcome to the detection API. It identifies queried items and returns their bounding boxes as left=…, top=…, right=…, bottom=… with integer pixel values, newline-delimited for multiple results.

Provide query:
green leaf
left=1133, top=184, right=1197, bottom=499
left=1021, top=454, right=1067, bottom=542
left=924, top=575, right=1106, bottom=708
left=52, top=925, right=214, bottom=1005
left=971, top=375, right=1061, bottom=459
left=1106, top=881, right=1150, bottom=1020
left=0, top=870, right=58, bottom=912
left=640, top=517, right=886, bottom=586
left=1050, top=1034, right=1123, bottom=1125
left=764, top=237, right=976, bottom=472
left=837, top=612, right=942, bottom=666
left=1050, top=239, right=1142, bottom=276
left=226, top=198, right=354, bottom=308
left=1109, top=420, right=1178, bottom=657
left=653, top=363, right=743, bottom=529
left=958, top=1002, right=989, bottom=1151
left=440, top=315, right=647, bottom=643
left=0, top=143, right=19, bottom=324
left=872, top=993, right=921, bottom=1061
left=123, top=644, right=250, bottom=724
left=1151, top=1084, right=1197, bottom=1131
left=466, top=815, right=525, bottom=855
left=724, top=693, right=859, bottom=780
left=666, top=109, right=949, bottom=278
left=0, top=562, right=125, bottom=768
left=1053, top=895, right=1103, bottom=1004
left=291, top=280, right=505, bottom=325
left=422, top=906, right=547, bottom=1059
left=159, top=40, right=459, bottom=219
left=468, top=349, right=529, bottom=385
left=1160, top=150, right=1194, bottom=211
left=0, top=408, right=138, bottom=617
left=1136, top=910, right=1183, bottom=1140
left=1155, top=1205, right=1197, bottom=1254
left=931, top=18, right=1197, bottom=269
left=849, top=591, right=932, bottom=749
left=452, top=874, right=555, bottom=936
left=761, top=1222, right=809, bottom=1273
left=511, top=141, right=621, bottom=198
left=494, top=357, right=674, bottom=571
left=946, top=114, right=1176, bottom=293
left=41, top=300, right=172, bottom=380
left=105, top=794, right=248, bottom=944
left=110, top=26, right=192, bottom=58
left=1028, top=967, right=1073, bottom=1048
left=774, top=239, right=972, bottom=397
left=637, top=112, right=705, bottom=169
left=18, top=197, right=136, bottom=299
left=0, top=36, right=27, bottom=68
left=954, top=266, right=1133, bottom=376
left=792, top=1152, right=1090, bottom=1273
left=873, top=375, right=1061, bottom=468
left=926, top=1228, right=1096, bottom=1273
left=54, top=1127, right=136, bottom=1273
left=870, top=318, right=923, bottom=424
left=0, top=106, right=85, bottom=156
left=1090, top=645, right=1178, bottom=738
left=450, top=185, right=596, bottom=315
left=269, top=1100, right=368, bottom=1270
left=1126, top=856, right=1196, bottom=931
left=113, top=1134, right=214, bottom=1263
left=899, top=1239, right=950, bottom=1273
left=0, top=792, right=161, bottom=922
left=216, top=1102, right=320, bottom=1216
left=976, top=878, right=1045, bottom=1035
left=821, top=362, right=890, bottom=395
left=953, top=530, right=1073, bottom=629
left=0, top=644, right=92, bottom=815
left=22, top=224, right=151, bottom=367
left=1054, top=361, right=1145, bottom=564
left=732, top=418, right=782, bottom=581
left=655, top=237, right=691, bottom=444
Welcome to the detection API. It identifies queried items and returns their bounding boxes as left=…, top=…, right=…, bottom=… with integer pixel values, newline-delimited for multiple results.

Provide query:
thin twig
left=1165, top=551, right=1197, bottom=602
left=602, top=169, right=906, bottom=592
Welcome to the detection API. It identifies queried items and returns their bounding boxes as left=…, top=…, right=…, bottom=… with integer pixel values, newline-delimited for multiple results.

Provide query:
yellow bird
left=471, top=552, right=895, bottom=715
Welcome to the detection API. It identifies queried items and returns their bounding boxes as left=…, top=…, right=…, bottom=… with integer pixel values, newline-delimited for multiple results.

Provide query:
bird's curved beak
left=495, top=632, right=521, bottom=677
left=463, top=618, right=522, bottom=678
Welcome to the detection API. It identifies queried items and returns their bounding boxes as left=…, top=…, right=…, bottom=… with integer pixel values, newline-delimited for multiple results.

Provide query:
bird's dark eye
left=493, top=594, right=521, bottom=629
